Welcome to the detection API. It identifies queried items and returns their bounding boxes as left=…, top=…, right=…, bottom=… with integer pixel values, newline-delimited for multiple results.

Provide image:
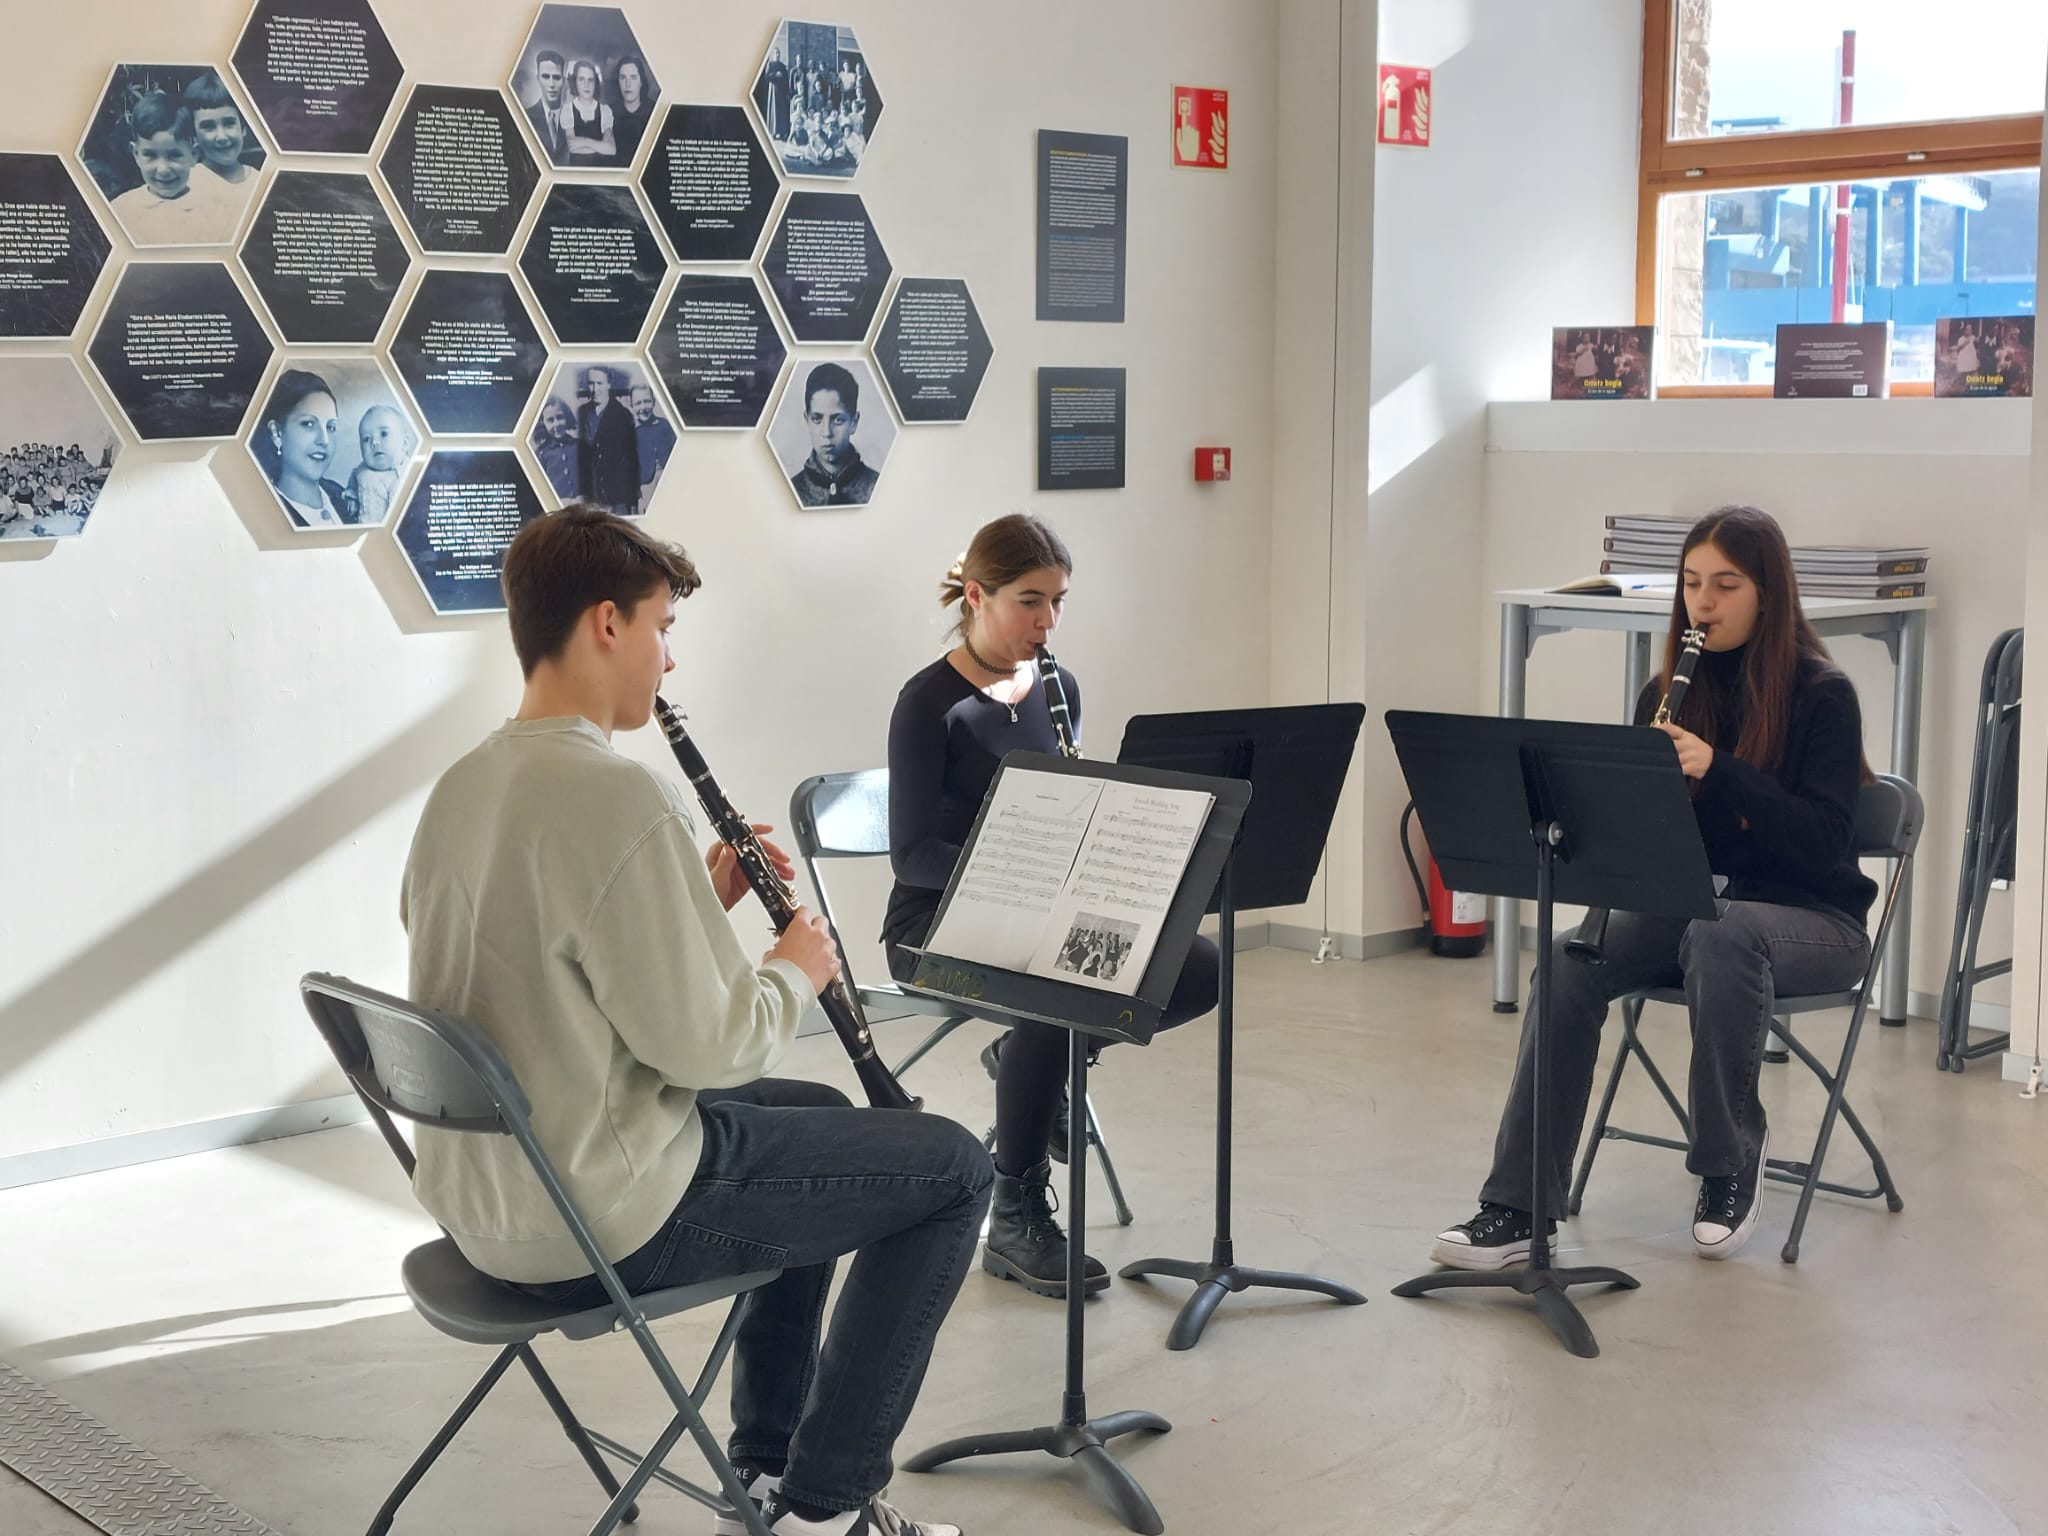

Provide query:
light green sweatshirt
left=400, top=717, right=811, bottom=1283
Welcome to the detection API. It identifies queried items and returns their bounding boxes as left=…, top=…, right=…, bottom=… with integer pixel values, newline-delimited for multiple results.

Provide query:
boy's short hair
left=129, top=93, right=195, bottom=145
left=182, top=70, right=236, bottom=114
left=501, top=504, right=701, bottom=677
left=804, top=362, right=858, bottom=414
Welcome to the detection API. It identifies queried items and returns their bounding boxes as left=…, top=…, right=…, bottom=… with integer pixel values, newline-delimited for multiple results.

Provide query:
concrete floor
left=0, top=945, right=2042, bottom=1536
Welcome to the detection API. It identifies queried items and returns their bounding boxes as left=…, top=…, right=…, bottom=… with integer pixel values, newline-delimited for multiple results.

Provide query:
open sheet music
left=927, top=767, right=1215, bottom=995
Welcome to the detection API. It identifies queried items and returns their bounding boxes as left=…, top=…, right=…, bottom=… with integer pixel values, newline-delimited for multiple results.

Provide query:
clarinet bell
left=1564, top=907, right=1610, bottom=965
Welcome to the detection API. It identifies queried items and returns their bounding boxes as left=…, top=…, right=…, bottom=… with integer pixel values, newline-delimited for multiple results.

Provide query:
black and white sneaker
left=713, top=1465, right=780, bottom=1536
left=1692, top=1130, right=1769, bottom=1260
left=1429, top=1202, right=1554, bottom=1271
left=764, top=1488, right=962, bottom=1535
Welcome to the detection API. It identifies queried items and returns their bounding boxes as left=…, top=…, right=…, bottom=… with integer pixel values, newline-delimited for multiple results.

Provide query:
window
left=1641, top=1, right=2044, bottom=393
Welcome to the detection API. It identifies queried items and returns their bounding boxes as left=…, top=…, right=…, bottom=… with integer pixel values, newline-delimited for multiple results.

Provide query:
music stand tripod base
left=1389, top=1261, right=1639, bottom=1360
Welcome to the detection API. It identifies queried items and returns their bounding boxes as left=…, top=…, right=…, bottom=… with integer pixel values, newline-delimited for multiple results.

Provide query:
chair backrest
left=299, top=972, right=631, bottom=1310
left=1854, top=773, right=1923, bottom=862
left=789, top=769, right=891, bottom=860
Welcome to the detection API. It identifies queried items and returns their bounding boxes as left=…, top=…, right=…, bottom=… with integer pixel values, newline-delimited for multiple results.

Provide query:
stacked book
left=1790, top=545, right=1929, bottom=601
left=1598, top=513, right=1693, bottom=573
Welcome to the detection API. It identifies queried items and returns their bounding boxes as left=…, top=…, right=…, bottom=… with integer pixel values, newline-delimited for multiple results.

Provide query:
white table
left=1490, top=590, right=1934, bottom=1023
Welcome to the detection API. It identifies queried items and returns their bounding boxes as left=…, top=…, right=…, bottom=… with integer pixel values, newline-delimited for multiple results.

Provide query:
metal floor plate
left=0, top=1361, right=276, bottom=1535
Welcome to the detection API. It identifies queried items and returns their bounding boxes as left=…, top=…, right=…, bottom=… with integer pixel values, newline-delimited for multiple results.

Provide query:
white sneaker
left=1693, top=1130, right=1769, bottom=1260
left=713, top=1466, right=779, bottom=1536
left=765, top=1488, right=962, bottom=1536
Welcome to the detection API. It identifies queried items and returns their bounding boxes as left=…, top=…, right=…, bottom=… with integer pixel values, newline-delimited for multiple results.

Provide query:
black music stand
left=1383, top=710, right=1718, bottom=1359
left=897, top=753, right=1251, bottom=1536
left=1113, top=703, right=1368, bottom=1350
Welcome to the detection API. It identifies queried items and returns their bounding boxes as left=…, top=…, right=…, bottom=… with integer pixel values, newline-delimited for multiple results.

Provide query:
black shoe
left=983, top=1159, right=1109, bottom=1297
left=1428, top=1202, right=1555, bottom=1271
left=713, top=1465, right=780, bottom=1536
left=763, top=1488, right=961, bottom=1535
left=1693, top=1130, right=1769, bottom=1259
left=980, top=1030, right=1071, bottom=1164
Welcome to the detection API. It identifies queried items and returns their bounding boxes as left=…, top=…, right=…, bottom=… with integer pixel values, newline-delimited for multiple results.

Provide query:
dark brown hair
left=940, top=513, right=1072, bottom=638
left=501, top=504, right=701, bottom=677
left=1660, top=505, right=1868, bottom=779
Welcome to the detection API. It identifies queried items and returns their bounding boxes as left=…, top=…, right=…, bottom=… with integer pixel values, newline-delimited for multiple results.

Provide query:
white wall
left=0, top=0, right=1282, bottom=1160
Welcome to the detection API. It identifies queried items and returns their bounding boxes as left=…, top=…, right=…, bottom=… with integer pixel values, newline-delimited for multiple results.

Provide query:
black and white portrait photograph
left=86, top=262, right=275, bottom=441
left=526, top=360, right=677, bottom=516
left=230, top=0, right=405, bottom=155
left=516, top=182, right=666, bottom=346
left=637, top=103, right=780, bottom=264
left=388, top=269, right=548, bottom=436
left=750, top=20, right=883, bottom=180
left=510, top=4, right=663, bottom=171
left=378, top=84, right=540, bottom=256
left=239, top=170, right=410, bottom=343
left=648, top=273, right=787, bottom=431
left=78, top=64, right=268, bottom=249
left=765, top=354, right=896, bottom=510
left=761, top=190, right=892, bottom=344
left=246, top=357, right=421, bottom=532
left=1051, top=914, right=1139, bottom=983
left=0, top=154, right=112, bottom=339
left=394, top=449, right=545, bottom=615
left=0, top=358, right=122, bottom=543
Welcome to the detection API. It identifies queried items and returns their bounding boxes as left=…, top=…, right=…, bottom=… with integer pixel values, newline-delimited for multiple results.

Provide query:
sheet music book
left=927, top=767, right=1215, bottom=995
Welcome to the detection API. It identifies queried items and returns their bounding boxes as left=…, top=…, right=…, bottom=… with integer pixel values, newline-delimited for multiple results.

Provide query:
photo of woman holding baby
left=248, top=361, right=421, bottom=532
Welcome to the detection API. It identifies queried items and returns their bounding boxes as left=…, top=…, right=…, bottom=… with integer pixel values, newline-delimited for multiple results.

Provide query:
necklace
left=961, top=635, right=1021, bottom=722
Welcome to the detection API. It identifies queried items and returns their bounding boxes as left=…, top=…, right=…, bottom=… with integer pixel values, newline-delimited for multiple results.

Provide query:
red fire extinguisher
left=1401, top=800, right=1487, bottom=957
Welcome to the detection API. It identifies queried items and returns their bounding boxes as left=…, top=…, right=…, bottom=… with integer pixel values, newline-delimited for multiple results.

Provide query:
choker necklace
left=961, top=635, right=1021, bottom=721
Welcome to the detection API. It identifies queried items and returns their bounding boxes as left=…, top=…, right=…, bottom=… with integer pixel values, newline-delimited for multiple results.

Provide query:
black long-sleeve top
left=882, top=655, right=1080, bottom=948
left=1635, top=645, right=1876, bottom=924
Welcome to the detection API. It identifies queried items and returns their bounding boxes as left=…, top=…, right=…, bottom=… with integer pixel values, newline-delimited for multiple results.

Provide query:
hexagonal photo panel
left=750, top=19, right=882, bottom=180
left=517, top=183, right=665, bottom=346
left=88, top=263, right=275, bottom=441
left=761, top=191, right=891, bottom=344
left=525, top=360, right=676, bottom=515
left=231, top=0, right=405, bottom=155
left=389, top=269, right=548, bottom=436
left=765, top=354, right=896, bottom=510
left=378, top=84, right=540, bottom=256
left=510, top=3, right=663, bottom=171
left=0, top=154, right=112, bottom=338
left=79, top=64, right=268, bottom=248
left=396, top=448, right=545, bottom=615
left=0, top=358, right=122, bottom=543
left=873, top=277, right=994, bottom=425
left=649, top=273, right=787, bottom=431
left=638, top=104, right=780, bottom=264
left=241, top=170, right=410, bottom=344
left=247, top=356, right=422, bottom=532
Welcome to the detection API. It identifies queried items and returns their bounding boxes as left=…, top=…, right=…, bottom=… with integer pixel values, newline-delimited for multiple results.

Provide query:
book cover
left=1774, top=322, right=1891, bottom=399
left=1551, top=326, right=1653, bottom=400
left=1933, top=316, right=2034, bottom=398
left=1797, top=580, right=1927, bottom=601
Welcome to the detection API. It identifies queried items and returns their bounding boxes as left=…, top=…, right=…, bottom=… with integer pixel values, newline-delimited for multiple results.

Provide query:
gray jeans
left=1481, top=901, right=1870, bottom=1215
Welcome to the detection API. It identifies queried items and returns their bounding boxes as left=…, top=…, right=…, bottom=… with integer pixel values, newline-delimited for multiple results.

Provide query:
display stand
left=1113, top=704, right=1369, bottom=1350
left=1383, top=709, right=1719, bottom=1359
left=898, top=753, right=1251, bottom=1534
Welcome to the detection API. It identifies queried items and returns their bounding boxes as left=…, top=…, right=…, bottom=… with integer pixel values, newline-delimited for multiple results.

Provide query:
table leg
left=1881, top=609, right=1927, bottom=1026
left=1493, top=604, right=1531, bottom=1011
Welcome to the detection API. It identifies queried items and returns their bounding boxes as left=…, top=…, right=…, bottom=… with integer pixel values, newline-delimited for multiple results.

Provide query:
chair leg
left=890, top=1016, right=969, bottom=1079
left=516, top=1344, right=638, bottom=1524
left=1084, top=1094, right=1136, bottom=1227
left=1781, top=1003, right=1883, bottom=1265
left=1570, top=1003, right=1639, bottom=1217
left=367, top=1345, right=521, bottom=1536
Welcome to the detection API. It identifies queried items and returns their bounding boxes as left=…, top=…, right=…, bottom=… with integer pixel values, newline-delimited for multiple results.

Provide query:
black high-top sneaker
left=1693, top=1130, right=1769, bottom=1259
left=1429, top=1202, right=1556, bottom=1271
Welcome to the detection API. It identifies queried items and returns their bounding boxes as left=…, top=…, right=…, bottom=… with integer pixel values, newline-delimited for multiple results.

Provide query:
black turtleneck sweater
left=1633, top=645, right=1876, bottom=924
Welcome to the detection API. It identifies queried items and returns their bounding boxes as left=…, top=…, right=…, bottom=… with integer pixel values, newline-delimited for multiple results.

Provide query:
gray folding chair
left=788, top=768, right=1135, bottom=1225
left=1568, top=774, right=1921, bottom=1263
left=1937, top=628, right=2021, bottom=1072
left=299, top=972, right=779, bottom=1536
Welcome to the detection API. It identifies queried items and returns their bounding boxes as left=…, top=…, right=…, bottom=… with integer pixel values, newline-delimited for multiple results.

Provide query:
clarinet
left=1565, top=625, right=1709, bottom=966
left=1036, top=645, right=1083, bottom=758
left=651, top=696, right=922, bottom=1112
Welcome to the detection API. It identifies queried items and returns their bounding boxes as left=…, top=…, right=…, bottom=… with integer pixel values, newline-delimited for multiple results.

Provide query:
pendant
left=1007, top=703, right=1018, bottom=723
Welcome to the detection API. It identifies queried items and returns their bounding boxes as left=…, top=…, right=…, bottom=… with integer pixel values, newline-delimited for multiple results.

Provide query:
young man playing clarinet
left=402, top=504, right=990, bottom=1536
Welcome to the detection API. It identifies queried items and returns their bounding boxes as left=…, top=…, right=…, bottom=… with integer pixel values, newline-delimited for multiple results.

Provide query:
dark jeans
left=889, top=933, right=1221, bottom=1174
left=1481, top=901, right=1869, bottom=1216
left=515, top=1079, right=992, bottom=1514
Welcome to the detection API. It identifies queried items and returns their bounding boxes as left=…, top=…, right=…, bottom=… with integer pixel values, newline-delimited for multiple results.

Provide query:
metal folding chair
left=299, top=972, right=779, bottom=1536
left=1938, top=628, right=2021, bottom=1072
left=1568, top=774, right=1922, bottom=1263
left=788, top=768, right=1136, bottom=1225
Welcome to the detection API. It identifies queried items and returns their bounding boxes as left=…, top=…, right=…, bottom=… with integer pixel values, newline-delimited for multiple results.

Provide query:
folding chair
left=299, top=972, right=779, bottom=1536
left=1937, top=628, right=2021, bottom=1072
left=1567, top=774, right=1921, bottom=1264
left=788, top=768, right=1135, bottom=1226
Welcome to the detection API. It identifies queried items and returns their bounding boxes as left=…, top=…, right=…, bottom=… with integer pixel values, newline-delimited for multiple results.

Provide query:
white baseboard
left=2001, top=1051, right=2041, bottom=1085
left=0, top=1094, right=370, bottom=1192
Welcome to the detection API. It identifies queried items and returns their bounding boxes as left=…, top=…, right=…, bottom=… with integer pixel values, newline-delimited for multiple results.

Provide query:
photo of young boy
left=81, top=64, right=266, bottom=247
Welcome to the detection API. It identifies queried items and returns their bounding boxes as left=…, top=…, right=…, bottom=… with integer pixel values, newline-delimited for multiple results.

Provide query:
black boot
left=982, top=1160, right=1110, bottom=1298
left=980, top=1030, right=1072, bottom=1163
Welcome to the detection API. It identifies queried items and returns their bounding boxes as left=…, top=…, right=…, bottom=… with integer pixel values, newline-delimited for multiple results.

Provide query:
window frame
left=1636, top=0, right=2045, bottom=396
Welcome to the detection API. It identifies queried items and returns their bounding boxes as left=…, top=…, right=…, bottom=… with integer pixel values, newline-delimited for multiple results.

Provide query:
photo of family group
left=247, top=360, right=421, bottom=532
left=526, top=361, right=677, bottom=515
left=0, top=358, right=121, bottom=543
left=510, top=3, right=664, bottom=170
left=1934, top=316, right=2035, bottom=399
left=1051, top=915, right=1139, bottom=984
left=751, top=20, right=882, bottom=179
left=1549, top=325, right=1653, bottom=401
left=79, top=64, right=267, bottom=247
